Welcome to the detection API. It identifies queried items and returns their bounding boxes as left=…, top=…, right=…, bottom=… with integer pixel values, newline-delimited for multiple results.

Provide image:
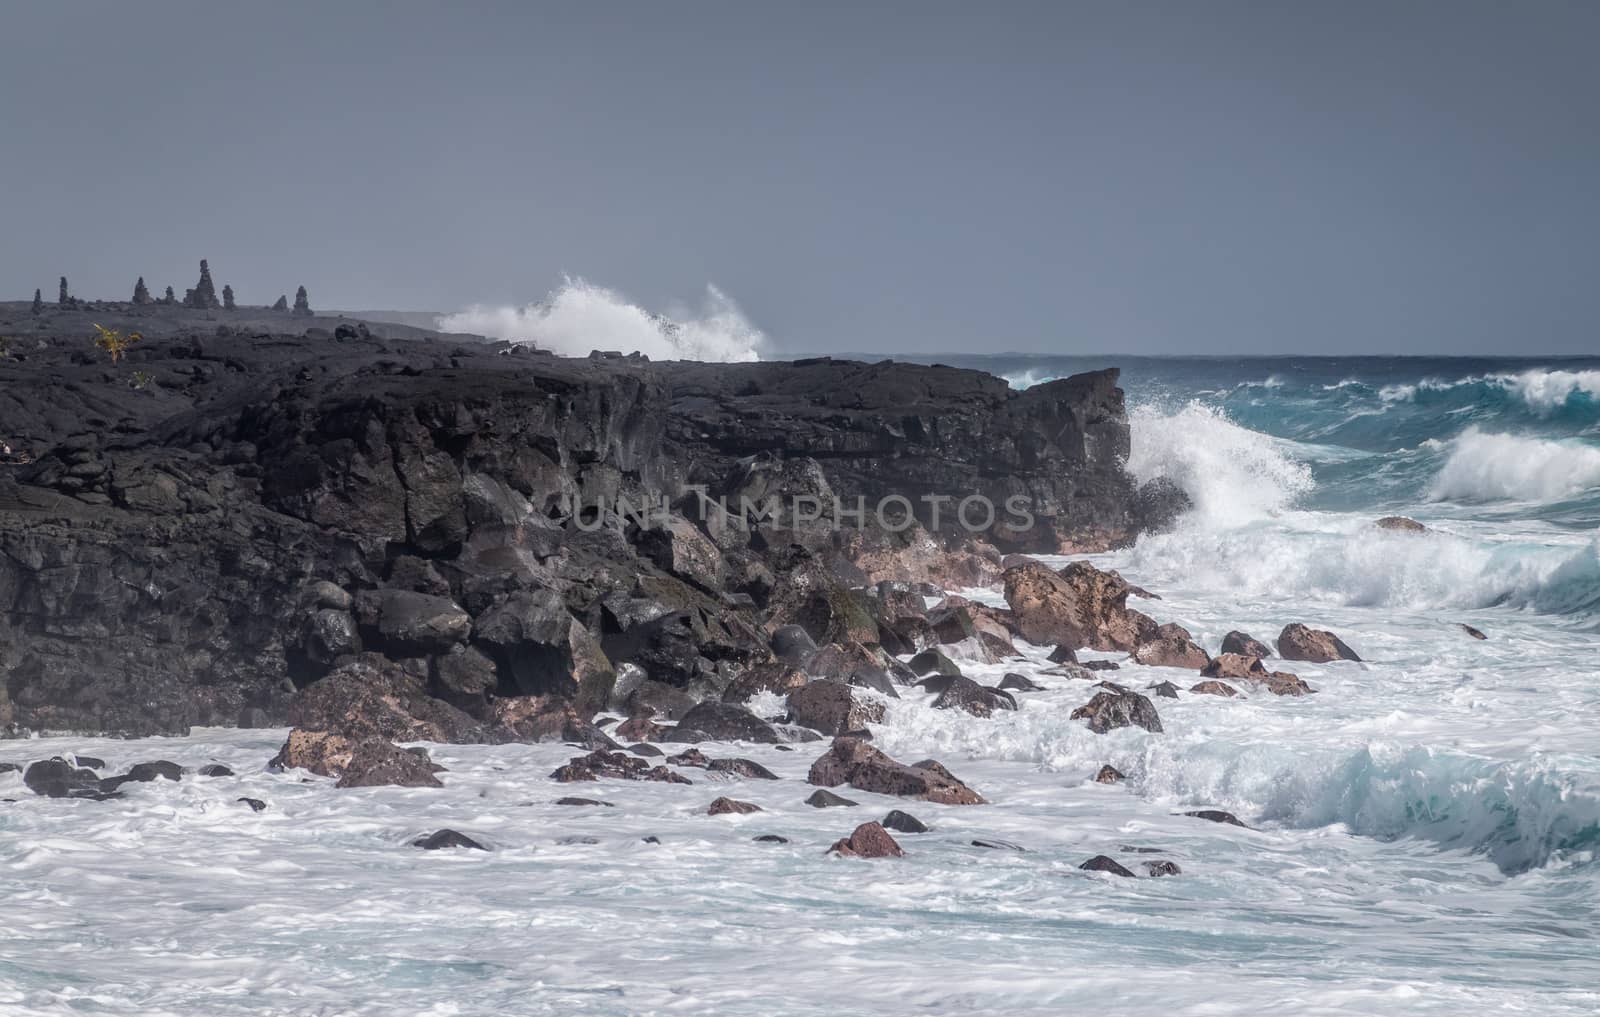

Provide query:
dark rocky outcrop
left=828, top=821, right=903, bottom=858
left=1189, top=680, right=1239, bottom=697
left=270, top=729, right=444, bottom=788
left=163, top=286, right=176, bottom=304
left=272, top=294, right=289, bottom=311
left=222, top=285, right=236, bottom=311
left=806, top=788, right=858, bottom=808
left=292, top=285, right=312, bottom=316
left=1002, top=560, right=1158, bottom=651
left=1277, top=624, right=1361, bottom=663
left=0, top=321, right=1165, bottom=741
left=928, top=675, right=1016, bottom=718
left=132, top=277, right=152, bottom=305
left=1183, top=809, right=1248, bottom=827
left=1094, top=764, right=1124, bottom=784
left=1131, top=623, right=1210, bottom=669
left=31, top=288, right=43, bottom=314
left=238, top=796, right=267, bottom=812
left=707, top=796, right=761, bottom=815
left=807, top=737, right=984, bottom=804
left=550, top=749, right=692, bottom=784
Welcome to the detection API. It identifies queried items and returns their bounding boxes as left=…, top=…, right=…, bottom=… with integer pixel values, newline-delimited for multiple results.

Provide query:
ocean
left=2, top=356, right=1598, bottom=1015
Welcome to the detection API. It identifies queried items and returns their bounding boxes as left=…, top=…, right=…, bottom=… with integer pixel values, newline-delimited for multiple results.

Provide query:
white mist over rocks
left=439, top=278, right=766, bottom=362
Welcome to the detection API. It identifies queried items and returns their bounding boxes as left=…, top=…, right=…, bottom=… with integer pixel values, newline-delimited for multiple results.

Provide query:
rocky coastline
left=1, top=304, right=1365, bottom=871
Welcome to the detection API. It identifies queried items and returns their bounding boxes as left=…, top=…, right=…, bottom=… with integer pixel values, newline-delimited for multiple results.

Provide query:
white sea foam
left=1427, top=428, right=1600, bottom=504
left=1001, top=368, right=1057, bottom=389
left=1502, top=368, right=1600, bottom=415
left=440, top=278, right=765, bottom=362
left=1127, top=402, right=1314, bottom=526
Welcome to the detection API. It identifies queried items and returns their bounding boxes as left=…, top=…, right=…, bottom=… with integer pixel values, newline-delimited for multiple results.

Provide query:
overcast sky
left=5, top=1, right=1597, bottom=354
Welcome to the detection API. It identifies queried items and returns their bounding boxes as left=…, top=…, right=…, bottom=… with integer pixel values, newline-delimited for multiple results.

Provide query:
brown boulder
left=1094, top=764, right=1125, bottom=784
left=1189, top=680, right=1239, bottom=697
left=828, top=821, right=904, bottom=858
left=1201, top=654, right=1268, bottom=680
left=288, top=656, right=483, bottom=744
left=787, top=680, right=886, bottom=736
left=721, top=662, right=809, bottom=703
left=1002, top=560, right=1158, bottom=652
left=1131, top=623, right=1211, bottom=669
left=807, top=738, right=985, bottom=804
left=1277, top=624, right=1361, bottom=663
left=1253, top=671, right=1315, bottom=696
left=269, top=729, right=444, bottom=789
left=1219, top=631, right=1273, bottom=658
left=488, top=695, right=617, bottom=748
left=929, top=675, right=1017, bottom=718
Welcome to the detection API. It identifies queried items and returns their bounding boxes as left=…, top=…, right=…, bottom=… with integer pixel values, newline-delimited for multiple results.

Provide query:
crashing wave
left=1427, top=428, right=1600, bottom=504
left=439, top=278, right=765, bottom=362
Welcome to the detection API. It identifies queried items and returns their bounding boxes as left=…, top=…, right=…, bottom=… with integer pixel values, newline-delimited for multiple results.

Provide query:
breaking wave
left=440, top=278, right=765, bottom=362
left=1427, top=429, right=1600, bottom=505
left=1126, top=402, right=1314, bottom=526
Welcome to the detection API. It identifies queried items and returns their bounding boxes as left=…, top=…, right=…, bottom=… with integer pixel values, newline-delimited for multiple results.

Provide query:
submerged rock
left=707, top=796, right=762, bottom=815
left=1459, top=623, right=1488, bottom=641
left=1183, top=810, right=1249, bottom=828
left=929, top=674, right=1016, bottom=718
left=413, top=829, right=488, bottom=851
left=881, top=809, right=929, bottom=833
left=828, top=821, right=904, bottom=858
left=670, top=702, right=782, bottom=744
left=1145, top=860, right=1182, bottom=876
left=805, top=789, right=858, bottom=808
left=237, top=797, right=268, bottom=812
left=1093, top=764, right=1125, bottom=784
left=270, top=729, right=444, bottom=789
left=1147, top=680, right=1180, bottom=699
left=997, top=672, right=1043, bottom=692
left=1188, top=680, right=1239, bottom=697
left=1375, top=516, right=1427, bottom=534
left=707, top=757, right=779, bottom=780
left=786, top=680, right=885, bottom=736
left=23, top=758, right=119, bottom=800
left=1079, top=855, right=1134, bottom=876
left=550, top=749, right=692, bottom=784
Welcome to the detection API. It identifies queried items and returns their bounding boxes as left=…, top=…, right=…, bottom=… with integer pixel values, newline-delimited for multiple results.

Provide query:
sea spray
left=440, top=277, right=766, bottom=362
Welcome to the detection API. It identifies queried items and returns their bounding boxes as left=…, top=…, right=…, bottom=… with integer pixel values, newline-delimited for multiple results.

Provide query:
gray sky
left=4, top=1, right=1597, bottom=355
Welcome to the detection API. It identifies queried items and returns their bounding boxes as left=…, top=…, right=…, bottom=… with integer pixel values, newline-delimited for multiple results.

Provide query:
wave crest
left=1127, top=402, right=1314, bottom=526
left=439, top=278, right=765, bottom=362
left=1428, top=428, right=1600, bottom=504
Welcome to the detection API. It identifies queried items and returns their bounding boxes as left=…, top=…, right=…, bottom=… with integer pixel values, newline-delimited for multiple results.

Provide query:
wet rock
left=1094, top=764, right=1125, bottom=784
left=1188, top=680, right=1239, bottom=697
left=476, top=591, right=616, bottom=713
left=807, top=737, right=984, bottom=804
left=489, top=695, right=618, bottom=749
left=972, top=838, right=1026, bottom=851
left=786, top=680, right=885, bottom=736
left=1183, top=810, right=1248, bottom=827
left=288, top=658, right=482, bottom=744
left=237, top=797, right=267, bottom=812
left=1145, top=860, right=1182, bottom=876
left=628, top=742, right=665, bottom=757
left=270, top=729, right=444, bottom=788
left=182, top=260, right=221, bottom=309
left=550, top=749, right=692, bottom=784
left=881, top=809, right=929, bottom=833
left=670, top=702, right=782, bottom=744
left=707, top=796, right=762, bottom=815
left=721, top=661, right=810, bottom=703
left=1276, top=623, right=1361, bottom=664
left=1255, top=671, right=1315, bottom=696
left=997, top=672, right=1043, bottom=692
left=615, top=710, right=667, bottom=743
left=1201, top=653, right=1268, bottom=680
left=793, top=585, right=880, bottom=647
left=1079, top=855, right=1134, bottom=876
left=1070, top=689, right=1163, bottom=734
left=132, top=277, right=152, bottom=304
left=828, top=821, right=904, bottom=858
left=1081, top=660, right=1120, bottom=672
left=1131, top=623, right=1211, bottom=669
left=1147, top=680, right=1180, bottom=699
left=907, top=648, right=962, bottom=678
left=292, top=285, right=312, bottom=317
left=1375, top=515, right=1427, bottom=534
left=708, top=757, right=779, bottom=780
left=433, top=645, right=499, bottom=714
left=625, top=681, right=699, bottom=722
left=929, top=675, right=1017, bottom=718
left=73, top=755, right=106, bottom=770
left=556, top=796, right=613, bottom=807
left=100, top=759, right=185, bottom=791
left=1219, top=631, right=1272, bottom=658
left=413, top=829, right=488, bottom=851
left=271, top=294, right=289, bottom=311
left=666, top=748, right=711, bottom=768
left=23, top=758, right=118, bottom=800
left=1460, top=624, right=1488, bottom=640
left=1047, top=644, right=1079, bottom=664
left=805, top=642, right=899, bottom=697
left=769, top=625, right=819, bottom=667
left=753, top=834, right=789, bottom=844
left=805, top=789, right=858, bottom=808
left=222, top=285, right=236, bottom=311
